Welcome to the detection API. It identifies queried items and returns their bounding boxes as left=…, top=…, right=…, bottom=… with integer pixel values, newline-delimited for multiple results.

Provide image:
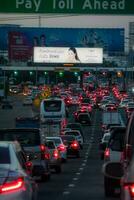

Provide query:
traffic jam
left=0, top=78, right=134, bottom=200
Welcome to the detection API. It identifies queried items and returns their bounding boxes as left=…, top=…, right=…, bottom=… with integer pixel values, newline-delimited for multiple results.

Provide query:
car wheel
left=55, top=166, right=62, bottom=174
left=104, top=176, right=114, bottom=197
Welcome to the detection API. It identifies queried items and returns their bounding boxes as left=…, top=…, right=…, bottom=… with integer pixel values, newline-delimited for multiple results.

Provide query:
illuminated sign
left=33, top=47, right=103, bottom=64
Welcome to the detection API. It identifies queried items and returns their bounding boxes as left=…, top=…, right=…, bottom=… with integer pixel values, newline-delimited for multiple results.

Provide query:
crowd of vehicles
left=0, top=80, right=134, bottom=199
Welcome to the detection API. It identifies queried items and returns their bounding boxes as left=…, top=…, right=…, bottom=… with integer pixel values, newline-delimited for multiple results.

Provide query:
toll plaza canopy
left=0, top=0, right=134, bottom=15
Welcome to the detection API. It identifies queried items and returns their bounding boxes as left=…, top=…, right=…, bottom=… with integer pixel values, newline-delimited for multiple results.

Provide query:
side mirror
left=102, top=162, right=124, bottom=179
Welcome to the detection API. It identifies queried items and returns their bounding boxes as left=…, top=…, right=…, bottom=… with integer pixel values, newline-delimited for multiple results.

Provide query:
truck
left=40, top=119, right=62, bottom=137
left=101, top=111, right=125, bottom=133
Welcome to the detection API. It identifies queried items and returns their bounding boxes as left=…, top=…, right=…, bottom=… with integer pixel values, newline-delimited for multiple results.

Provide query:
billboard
left=0, top=26, right=124, bottom=61
left=8, top=31, right=32, bottom=61
left=34, top=47, right=103, bottom=64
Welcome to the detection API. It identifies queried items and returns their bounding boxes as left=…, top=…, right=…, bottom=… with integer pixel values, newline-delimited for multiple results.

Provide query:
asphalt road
left=0, top=96, right=118, bottom=200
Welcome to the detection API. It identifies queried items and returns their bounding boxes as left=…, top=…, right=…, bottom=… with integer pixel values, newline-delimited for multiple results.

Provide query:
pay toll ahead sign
left=0, top=0, right=134, bottom=14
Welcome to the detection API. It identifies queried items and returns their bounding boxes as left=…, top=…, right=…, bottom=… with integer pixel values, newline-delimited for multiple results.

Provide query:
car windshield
left=65, top=131, right=80, bottom=136
left=44, top=100, right=61, bottom=112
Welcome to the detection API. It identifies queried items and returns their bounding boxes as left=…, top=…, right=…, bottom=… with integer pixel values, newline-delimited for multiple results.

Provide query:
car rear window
left=65, top=131, right=80, bottom=136
left=0, top=147, right=10, bottom=164
left=0, top=131, right=40, bottom=147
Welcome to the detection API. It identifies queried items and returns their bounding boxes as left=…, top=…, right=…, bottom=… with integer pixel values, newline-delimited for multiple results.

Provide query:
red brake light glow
left=71, top=141, right=79, bottom=149
left=104, top=148, right=110, bottom=157
left=53, top=150, right=59, bottom=159
left=0, top=177, right=24, bottom=194
left=124, top=184, right=134, bottom=198
left=40, top=144, right=46, bottom=152
left=58, top=144, right=66, bottom=151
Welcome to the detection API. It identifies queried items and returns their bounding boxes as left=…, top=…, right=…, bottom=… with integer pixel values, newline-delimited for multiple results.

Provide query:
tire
left=55, top=166, right=62, bottom=174
left=104, top=176, right=114, bottom=197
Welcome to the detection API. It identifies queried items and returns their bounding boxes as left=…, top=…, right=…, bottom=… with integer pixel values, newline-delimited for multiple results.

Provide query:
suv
left=0, top=141, right=38, bottom=200
left=102, top=112, right=134, bottom=199
left=0, top=128, right=51, bottom=182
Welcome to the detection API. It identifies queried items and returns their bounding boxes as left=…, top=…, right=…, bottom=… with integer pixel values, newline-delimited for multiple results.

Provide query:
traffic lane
left=57, top=109, right=117, bottom=200
left=37, top=126, right=94, bottom=200
left=37, top=110, right=97, bottom=200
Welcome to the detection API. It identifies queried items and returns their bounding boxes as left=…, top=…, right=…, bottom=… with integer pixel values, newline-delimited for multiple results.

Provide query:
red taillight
left=71, top=141, right=79, bottom=149
left=124, top=184, right=134, bottom=197
left=40, top=144, right=46, bottom=152
left=58, top=144, right=66, bottom=152
left=44, top=153, right=50, bottom=160
left=53, top=150, right=59, bottom=159
left=0, top=177, right=24, bottom=194
left=104, top=148, right=110, bottom=157
left=25, top=161, right=32, bottom=168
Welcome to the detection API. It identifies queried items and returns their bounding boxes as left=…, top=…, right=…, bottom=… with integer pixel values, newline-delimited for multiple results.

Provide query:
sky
left=0, top=14, right=134, bottom=48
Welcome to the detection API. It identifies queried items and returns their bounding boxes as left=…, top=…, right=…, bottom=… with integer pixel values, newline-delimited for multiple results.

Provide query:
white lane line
left=82, top=163, right=86, bottom=167
left=73, top=177, right=79, bottom=181
left=63, top=191, right=70, bottom=195
left=79, top=167, right=84, bottom=171
left=83, top=159, right=87, bottom=162
left=76, top=172, right=81, bottom=175
left=68, top=184, right=75, bottom=187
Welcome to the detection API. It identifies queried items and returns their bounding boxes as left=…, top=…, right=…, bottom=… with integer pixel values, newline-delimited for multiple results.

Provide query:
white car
left=46, top=136, right=67, bottom=162
left=63, top=130, right=84, bottom=148
left=0, top=141, right=38, bottom=200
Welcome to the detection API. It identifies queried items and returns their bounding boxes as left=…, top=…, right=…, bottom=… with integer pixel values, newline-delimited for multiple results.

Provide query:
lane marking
left=68, top=184, right=75, bottom=187
left=63, top=191, right=70, bottom=195
left=73, top=177, right=79, bottom=181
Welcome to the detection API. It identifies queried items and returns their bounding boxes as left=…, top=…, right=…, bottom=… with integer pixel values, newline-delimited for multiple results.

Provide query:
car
left=45, top=136, right=67, bottom=162
left=63, top=130, right=84, bottom=149
left=45, top=140, right=62, bottom=173
left=99, top=132, right=111, bottom=160
left=66, top=122, right=84, bottom=141
left=0, top=141, right=38, bottom=200
left=60, top=135, right=80, bottom=158
left=103, top=127, right=126, bottom=197
left=104, top=127, right=126, bottom=162
left=77, top=112, right=91, bottom=125
left=0, top=128, right=51, bottom=182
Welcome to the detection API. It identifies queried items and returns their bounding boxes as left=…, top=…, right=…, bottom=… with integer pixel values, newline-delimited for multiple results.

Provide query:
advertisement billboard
left=33, top=47, right=103, bottom=64
left=8, top=31, right=32, bottom=61
left=0, top=26, right=124, bottom=61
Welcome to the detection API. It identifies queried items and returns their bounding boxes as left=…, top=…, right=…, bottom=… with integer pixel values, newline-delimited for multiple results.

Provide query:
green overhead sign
left=0, top=0, right=134, bottom=14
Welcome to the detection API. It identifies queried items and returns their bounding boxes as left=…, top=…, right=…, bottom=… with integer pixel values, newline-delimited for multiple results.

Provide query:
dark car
left=77, top=113, right=91, bottom=125
left=0, top=128, right=51, bottom=182
left=61, top=135, right=80, bottom=158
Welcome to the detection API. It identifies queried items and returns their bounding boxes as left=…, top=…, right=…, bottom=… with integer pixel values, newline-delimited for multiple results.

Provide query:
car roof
left=0, top=141, right=22, bottom=151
